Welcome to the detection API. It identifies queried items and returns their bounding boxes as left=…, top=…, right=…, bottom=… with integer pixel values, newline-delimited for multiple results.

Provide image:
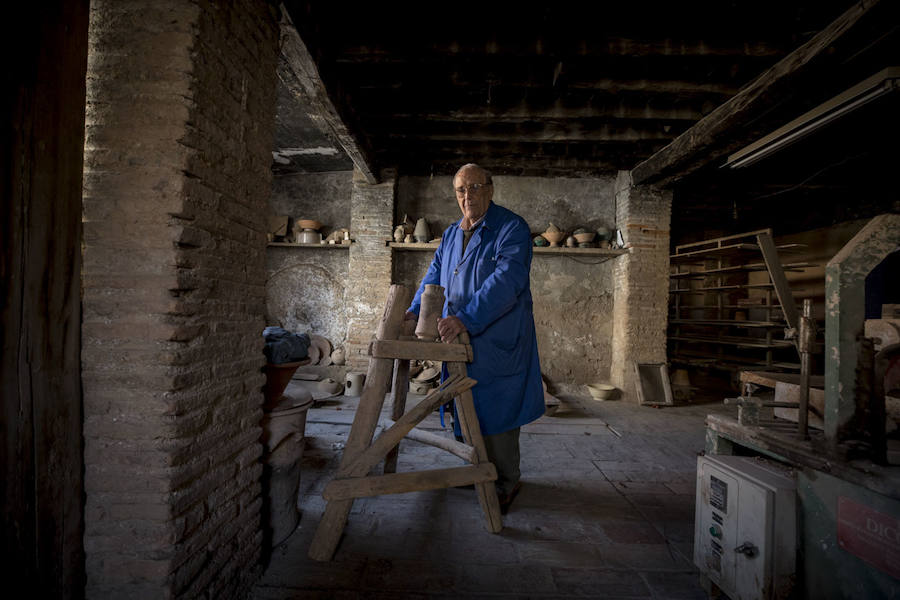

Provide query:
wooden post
left=384, top=318, right=416, bottom=474
left=446, top=332, right=503, bottom=533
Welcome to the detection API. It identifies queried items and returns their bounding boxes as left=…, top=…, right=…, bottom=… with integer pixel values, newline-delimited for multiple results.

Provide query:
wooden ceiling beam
left=277, top=6, right=378, bottom=183
left=332, top=37, right=787, bottom=61
left=631, top=0, right=891, bottom=187
left=368, top=107, right=704, bottom=122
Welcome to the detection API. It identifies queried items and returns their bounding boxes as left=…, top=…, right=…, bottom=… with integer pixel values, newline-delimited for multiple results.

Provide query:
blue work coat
left=409, top=202, right=544, bottom=436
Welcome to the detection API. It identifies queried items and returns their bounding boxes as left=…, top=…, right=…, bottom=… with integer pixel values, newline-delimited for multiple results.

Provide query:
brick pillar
left=610, top=171, right=672, bottom=401
left=344, top=168, right=397, bottom=369
left=81, top=1, right=279, bottom=597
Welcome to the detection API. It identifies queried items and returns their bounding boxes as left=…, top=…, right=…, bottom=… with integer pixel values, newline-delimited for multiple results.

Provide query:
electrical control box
left=694, top=455, right=797, bottom=600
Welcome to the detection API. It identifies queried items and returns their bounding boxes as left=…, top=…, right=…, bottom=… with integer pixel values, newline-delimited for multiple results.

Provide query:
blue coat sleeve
left=408, top=232, right=447, bottom=316
left=455, top=218, right=532, bottom=336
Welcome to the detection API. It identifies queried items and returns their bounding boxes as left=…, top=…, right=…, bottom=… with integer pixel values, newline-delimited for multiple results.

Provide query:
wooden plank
left=446, top=333, right=504, bottom=533
left=631, top=0, right=887, bottom=186
left=740, top=370, right=825, bottom=389
left=370, top=339, right=472, bottom=362
left=339, top=375, right=475, bottom=478
left=383, top=357, right=410, bottom=475
left=706, top=414, right=900, bottom=500
left=756, top=232, right=800, bottom=334
left=309, top=284, right=411, bottom=561
left=278, top=7, right=378, bottom=184
left=379, top=418, right=477, bottom=463
left=324, top=464, right=497, bottom=501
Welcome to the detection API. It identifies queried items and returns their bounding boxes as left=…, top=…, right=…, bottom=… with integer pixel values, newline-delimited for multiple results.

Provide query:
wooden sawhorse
left=308, top=284, right=502, bottom=561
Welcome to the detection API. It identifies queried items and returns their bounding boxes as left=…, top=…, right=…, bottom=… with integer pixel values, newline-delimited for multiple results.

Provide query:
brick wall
left=610, top=171, right=672, bottom=400
left=81, top=1, right=279, bottom=597
left=344, top=168, right=397, bottom=369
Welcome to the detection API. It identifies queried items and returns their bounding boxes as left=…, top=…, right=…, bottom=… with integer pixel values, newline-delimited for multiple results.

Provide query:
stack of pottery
left=410, top=360, right=442, bottom=394
left=260, top=380, right=314, bottom=547
left=541, top=223, right=566, bottom=247
left=294, top=219, right=322, bottom=244
left=325, top=228, right=350, bottom=245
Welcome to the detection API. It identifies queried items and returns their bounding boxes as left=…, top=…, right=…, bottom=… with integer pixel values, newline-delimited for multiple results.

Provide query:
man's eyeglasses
left=455, top=183, right=491, bottom=195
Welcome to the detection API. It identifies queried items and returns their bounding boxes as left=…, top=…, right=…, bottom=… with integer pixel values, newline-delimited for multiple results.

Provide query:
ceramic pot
left=566, top=236, right=577, bottom=248
left=542, top=231, right=566, bottom=247
left=414, top=218, right=430, bottom=243
left=404, top=233, right=414, bottom=243
left=345, top=372, right=365, bottom=396
left=415, top=284, right=445, bottom=340
left=330, top=348, right=345, bottom=365
left=393, top=225, right=405, bottom=243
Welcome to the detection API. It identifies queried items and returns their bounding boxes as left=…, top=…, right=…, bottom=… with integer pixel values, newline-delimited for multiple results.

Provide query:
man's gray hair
left=453, top=163, right=493, bottom=184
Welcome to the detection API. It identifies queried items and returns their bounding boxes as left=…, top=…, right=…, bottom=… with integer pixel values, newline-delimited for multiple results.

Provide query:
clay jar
left=414, top=218, right=430, bottom=243
left=415, top=284, right=445, bottom=340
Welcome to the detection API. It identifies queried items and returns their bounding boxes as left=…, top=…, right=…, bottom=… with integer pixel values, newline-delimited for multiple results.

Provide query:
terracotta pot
left=265, top=361, right=304, bottom=408
left=415, top=284, right=445, bottom=340
left=330, top=348, right=346, bottom=365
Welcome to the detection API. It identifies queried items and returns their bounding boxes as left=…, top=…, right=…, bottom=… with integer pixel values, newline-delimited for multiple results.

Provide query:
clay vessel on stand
left=415, top=284, right=445, bottom=340
left=414, top=218, right=430, bottom=243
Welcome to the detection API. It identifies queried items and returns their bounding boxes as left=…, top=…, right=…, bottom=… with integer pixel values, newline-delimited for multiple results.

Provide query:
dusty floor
left=253, top=389, right=733, bottom=599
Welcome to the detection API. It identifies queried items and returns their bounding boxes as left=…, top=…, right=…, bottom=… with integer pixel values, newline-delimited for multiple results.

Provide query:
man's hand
left=437, top=315, right=467, bottom=343
left=404, top=311, right=418, bottom=322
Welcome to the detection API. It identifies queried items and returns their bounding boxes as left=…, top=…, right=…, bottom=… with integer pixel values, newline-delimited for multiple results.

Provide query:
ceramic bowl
left=541, top=231, right=566, bottom=246
left=574, top=232, right=596, bottom=243
left=586, top=383, right=616, bottom=400
left=297, top=230, right=322, bottom=244
left=295, top=219, right=322, bottom=231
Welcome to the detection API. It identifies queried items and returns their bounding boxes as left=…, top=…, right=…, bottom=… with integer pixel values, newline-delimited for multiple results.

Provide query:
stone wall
left=610, top=171, right=672, bottom=401
left=266, top=171, right=352, bottom=347
left=81, top=1, right=279, bottom=597
left=395, top=175, right=618, bottom=389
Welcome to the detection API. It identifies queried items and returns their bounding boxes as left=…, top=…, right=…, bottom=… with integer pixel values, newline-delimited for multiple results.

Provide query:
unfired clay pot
left=414, top=218, right=430, bottom=243
left=415, top=284, right=445, bottom=340
left=330, top=348, right=346, bottom=365
left=393, top=225, right=405, bottom=243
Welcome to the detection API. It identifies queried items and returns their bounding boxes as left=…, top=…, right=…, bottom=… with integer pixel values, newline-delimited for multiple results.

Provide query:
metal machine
left=695, top=455, right=796, bottom=600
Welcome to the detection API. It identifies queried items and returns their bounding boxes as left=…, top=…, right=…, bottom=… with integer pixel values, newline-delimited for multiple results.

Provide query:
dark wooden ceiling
left=278, top=0, right=870, bottom=177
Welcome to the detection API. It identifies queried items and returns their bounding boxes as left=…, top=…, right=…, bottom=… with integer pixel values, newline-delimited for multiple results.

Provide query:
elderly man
left=406, top=163, right=544, bottom=513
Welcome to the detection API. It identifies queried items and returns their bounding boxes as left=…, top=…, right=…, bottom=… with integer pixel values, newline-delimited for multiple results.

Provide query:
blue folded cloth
left=262, top=326, right=310, bottom=364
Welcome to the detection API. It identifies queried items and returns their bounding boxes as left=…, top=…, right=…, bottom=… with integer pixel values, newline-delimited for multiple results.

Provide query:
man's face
left=454, top=167, right=493, bottom=223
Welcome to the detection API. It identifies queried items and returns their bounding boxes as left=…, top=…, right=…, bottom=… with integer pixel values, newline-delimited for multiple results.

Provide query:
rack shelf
left=668, top=319, right=785, bottom=328
left=669, top=261, right=814, bottom=279
left=668, top=229, right=801, bottom=375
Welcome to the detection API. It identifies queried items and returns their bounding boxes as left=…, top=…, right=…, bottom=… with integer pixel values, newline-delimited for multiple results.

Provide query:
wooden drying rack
left=308, top=284, right=502, bottom=561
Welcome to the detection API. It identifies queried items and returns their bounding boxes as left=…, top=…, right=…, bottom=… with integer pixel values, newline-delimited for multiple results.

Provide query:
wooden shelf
left=268, top=242, right=351, bottom=249
left=670, top=242, right=804, bottom=264
left=669, top=335, right=793, bottom=349
left=388, top=242, right=439, bottom=251
left=669, top=353, right=800, bottom=371
left=670, top=261, right=814, bottom=279
left=669, top=319, right=785, bottom=328
left=388, top=241, right=628, bottom=258
left=670, top=283, right=775, bottom=293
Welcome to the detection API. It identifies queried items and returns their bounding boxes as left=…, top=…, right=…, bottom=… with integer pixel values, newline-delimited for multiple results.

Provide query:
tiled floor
left=253, top=390, right=732, bottom=599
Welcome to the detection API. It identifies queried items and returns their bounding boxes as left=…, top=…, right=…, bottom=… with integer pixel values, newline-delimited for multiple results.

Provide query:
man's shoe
left=498, top=482, right=522, bottom=515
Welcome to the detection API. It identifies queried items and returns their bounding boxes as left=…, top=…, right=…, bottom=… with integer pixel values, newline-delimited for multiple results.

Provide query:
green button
left=709, top=526, right=721, bottom=538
